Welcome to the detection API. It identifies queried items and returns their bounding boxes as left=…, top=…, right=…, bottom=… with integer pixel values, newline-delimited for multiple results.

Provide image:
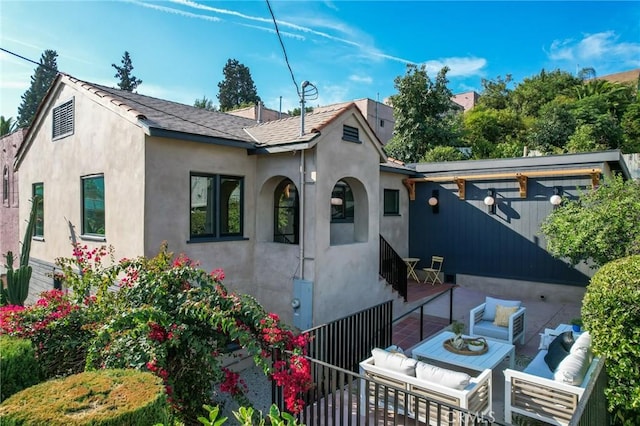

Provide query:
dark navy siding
left=409, top=177, right=593, bottom=286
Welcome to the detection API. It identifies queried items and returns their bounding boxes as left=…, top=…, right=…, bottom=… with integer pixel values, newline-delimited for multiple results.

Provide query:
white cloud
left=349, top=74, right=373, bottom=84
left=547, top=31, right=640, bottom=68
left=422, top=57, right=487, bottom=77
left=130, top=0, right=222, bottom=22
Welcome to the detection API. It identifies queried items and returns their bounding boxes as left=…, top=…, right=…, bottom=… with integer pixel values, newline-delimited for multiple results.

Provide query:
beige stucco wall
left=311, top=113, right=388, bottom=324
left=17, top=83, right=146, bottom=278
left=379, top=171, right=410, bottom=257
left=143, top=137, right=257, bottom=292
left=253, top=151, right=308, bottom=322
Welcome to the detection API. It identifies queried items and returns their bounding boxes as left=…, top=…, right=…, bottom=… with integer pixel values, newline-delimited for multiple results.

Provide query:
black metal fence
left=303, top=300, right=393, bottom=373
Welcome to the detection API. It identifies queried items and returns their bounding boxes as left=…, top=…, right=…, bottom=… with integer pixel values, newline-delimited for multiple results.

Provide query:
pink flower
left=210, top=268, right=225, bottom=281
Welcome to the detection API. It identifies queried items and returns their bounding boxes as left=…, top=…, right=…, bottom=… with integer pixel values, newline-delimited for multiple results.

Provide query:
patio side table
left=402, top=257, right=420, bottom=282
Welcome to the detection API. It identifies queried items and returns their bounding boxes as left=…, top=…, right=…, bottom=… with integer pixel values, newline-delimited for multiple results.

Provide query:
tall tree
left=477, top=75, right=513, bottom=110
left=112, top=51, right=142, bottom=92
left=509, top=69, right=582, bottom=117
left=384, top=65, right=459, bottom=163
left=17, top=50, right=58, bottom=128
left=1, top=116, right=17, bottom=136
left=193, top=96, right=217, bottom=111
left=217, top=59, right=260, bottom=112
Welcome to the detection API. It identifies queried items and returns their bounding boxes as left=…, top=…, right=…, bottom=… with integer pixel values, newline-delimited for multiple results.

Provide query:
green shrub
left=0, top=369, right=168, bottom=425
left=0, top=336, right=42, bottom=401
left=582, top=255, right=640, bottom=425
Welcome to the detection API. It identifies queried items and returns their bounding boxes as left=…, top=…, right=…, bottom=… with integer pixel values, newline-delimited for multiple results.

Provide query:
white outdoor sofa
left=504, top=329, right=601, bottom=426
left=359, top=348, right=492, bottom=425
left=470, top=296, right=526, bottom=345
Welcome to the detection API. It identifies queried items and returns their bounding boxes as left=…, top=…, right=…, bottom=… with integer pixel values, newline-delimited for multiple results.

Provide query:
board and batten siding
left=409, top=176, right=594, bottom=286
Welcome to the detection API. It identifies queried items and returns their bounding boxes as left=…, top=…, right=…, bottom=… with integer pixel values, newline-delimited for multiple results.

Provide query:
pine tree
left=17, top=50, right=58, bottom=128
left=217, top=59, right=260, bottom=112
left=112, top=51, right=142, bottom=92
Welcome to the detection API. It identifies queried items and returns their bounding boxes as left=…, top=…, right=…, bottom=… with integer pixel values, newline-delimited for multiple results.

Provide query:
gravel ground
left=214, top=364, right=273, bottom=424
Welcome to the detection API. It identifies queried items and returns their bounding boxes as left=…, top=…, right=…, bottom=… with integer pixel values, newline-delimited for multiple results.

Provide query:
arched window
left=2, top=167, right=8, bottom=203
left=331, top=180, right=354, bottom=222
left=274, top=179, right=299, bottom=244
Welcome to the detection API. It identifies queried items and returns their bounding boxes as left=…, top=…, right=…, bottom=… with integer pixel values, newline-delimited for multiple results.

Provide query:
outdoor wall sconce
left=428, top=190, right=439, bottom=214
left=550, top=187, right=562, bottom=206
left=330, top=197, right=343, bottom=206
left=484, top=189, right=496, bottom=214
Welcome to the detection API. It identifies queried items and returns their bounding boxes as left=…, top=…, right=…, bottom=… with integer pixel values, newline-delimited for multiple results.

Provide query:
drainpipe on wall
left=299, top=149, right=305, bottom=280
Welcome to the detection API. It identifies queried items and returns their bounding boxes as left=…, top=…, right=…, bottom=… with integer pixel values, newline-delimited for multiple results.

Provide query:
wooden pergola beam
left=406, top=168, right=601, bottom=183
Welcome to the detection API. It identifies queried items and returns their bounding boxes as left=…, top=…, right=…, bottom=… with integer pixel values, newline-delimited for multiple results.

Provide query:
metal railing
left=379, top=235, right=407, bottom=301
left=303, top=300, right=393, bottom=373
left=392, top=286, right=454, bottom=343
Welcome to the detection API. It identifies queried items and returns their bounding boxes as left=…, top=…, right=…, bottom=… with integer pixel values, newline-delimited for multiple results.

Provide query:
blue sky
left=1, top=1, right=639, bottom=119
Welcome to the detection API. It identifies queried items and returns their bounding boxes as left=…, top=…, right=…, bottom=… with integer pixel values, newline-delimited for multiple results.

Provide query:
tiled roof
left=244, top=103, right=354, bottom=146
left=65, top=75, right=257, bottom=142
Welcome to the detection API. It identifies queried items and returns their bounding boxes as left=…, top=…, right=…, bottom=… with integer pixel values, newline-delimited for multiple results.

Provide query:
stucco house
left=1, top=128, right=26, bottom=272
left=14, top=73, right=412, bottom=328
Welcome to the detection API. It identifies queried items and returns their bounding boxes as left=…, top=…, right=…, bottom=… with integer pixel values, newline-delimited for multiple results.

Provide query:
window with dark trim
left=2, top=167, right=8, bottom=203
left=342, top=125, right=360, bottom=143
left=274, top=178, right=299, bottom=244
left=331, top=180, right=354, bottom=222
left=190, top=173, right=243, bottom=239
left=52, top=98, right=74, bottom=140
left=82, top=175, right=105, bottom=236
left=380, top=119, right=385, bottom=128
left=32, top=182, right=44, bottom=237
left=383, top=189, right=399, bottom=215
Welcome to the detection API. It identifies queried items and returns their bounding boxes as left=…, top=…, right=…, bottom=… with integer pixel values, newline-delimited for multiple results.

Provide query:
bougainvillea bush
left=0, top=243, right=312, bottom=425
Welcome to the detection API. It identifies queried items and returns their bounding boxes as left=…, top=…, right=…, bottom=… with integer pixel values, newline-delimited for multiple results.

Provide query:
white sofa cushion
left=415, top=361, right=471, bottom=390
left=570, top=331, right=592, bottom=357
left=482, top=296, right=521, bottom=321
left=371, top=348, right=418, bottom=376
left=554, top=350, right=589, bottom=386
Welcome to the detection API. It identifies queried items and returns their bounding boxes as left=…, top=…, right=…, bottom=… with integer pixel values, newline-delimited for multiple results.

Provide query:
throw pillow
left=415, top=361, right=471, bottom=390
left=544, top=331, right=575, bottom=372
left=482, top=296, right=521, bottom=321
left=371, top=348, right=418, bottom=376
left=493, top=305, right=518, bottom=327
left=554, top=350, right=589, bottom=385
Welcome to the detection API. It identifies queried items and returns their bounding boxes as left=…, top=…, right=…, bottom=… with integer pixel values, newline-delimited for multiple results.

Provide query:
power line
left=0, top=47, right=58, bottom=72
left=264, top=0, right=300, bottom=97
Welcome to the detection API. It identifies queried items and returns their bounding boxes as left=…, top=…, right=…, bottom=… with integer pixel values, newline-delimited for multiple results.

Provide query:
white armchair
left=469, top=296, right=526, bottom=345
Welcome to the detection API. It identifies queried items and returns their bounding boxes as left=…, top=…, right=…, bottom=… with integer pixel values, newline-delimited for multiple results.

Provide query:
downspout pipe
left=299, top=149, right=305, bottom=280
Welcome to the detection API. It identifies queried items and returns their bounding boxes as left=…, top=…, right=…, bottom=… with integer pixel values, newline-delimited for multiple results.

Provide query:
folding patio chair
left=423, top=256, right=444, bottom=285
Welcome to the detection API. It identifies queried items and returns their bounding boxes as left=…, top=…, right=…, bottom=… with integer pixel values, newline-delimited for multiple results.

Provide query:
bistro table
left=402, top=257, right=420, bottom=282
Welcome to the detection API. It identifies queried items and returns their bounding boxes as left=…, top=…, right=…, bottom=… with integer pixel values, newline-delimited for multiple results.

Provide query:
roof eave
left=147, top=127, right=256, bottom=149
